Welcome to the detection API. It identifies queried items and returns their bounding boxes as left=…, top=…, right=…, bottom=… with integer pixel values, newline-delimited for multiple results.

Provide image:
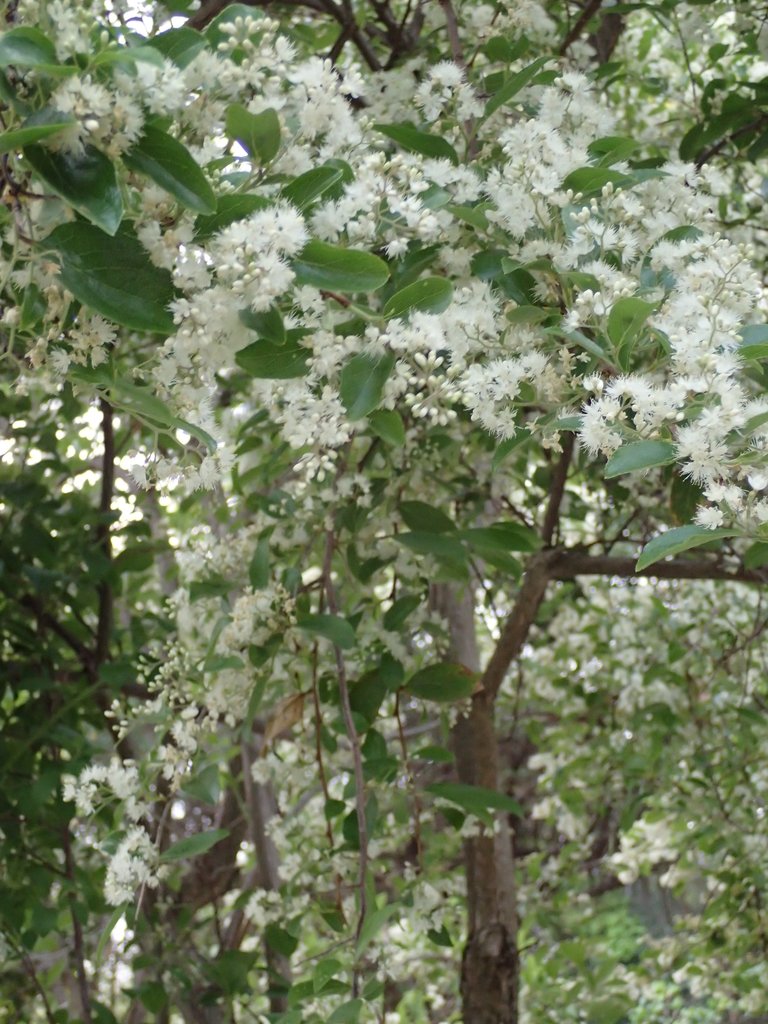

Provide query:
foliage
left=4, top=1, right=768, bottom=1022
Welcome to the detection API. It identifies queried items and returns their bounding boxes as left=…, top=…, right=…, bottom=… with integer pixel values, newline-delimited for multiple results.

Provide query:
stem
left=62, top=826, right=93, bottom=1024
left=322, top=528, right=368, bottom=993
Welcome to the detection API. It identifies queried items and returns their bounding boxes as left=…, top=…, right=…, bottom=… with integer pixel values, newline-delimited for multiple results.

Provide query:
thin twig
left=322, top=528, right=368, bottom=994
left=96, top=399, right=114, bottom=668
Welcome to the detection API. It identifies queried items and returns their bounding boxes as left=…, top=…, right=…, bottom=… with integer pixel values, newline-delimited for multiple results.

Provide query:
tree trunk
left=434, top=585, right=519, bottom=1024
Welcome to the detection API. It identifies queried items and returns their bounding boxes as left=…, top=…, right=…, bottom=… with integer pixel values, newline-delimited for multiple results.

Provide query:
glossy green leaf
left=0, top=27, right=57, bottom=68
left=0, top=112, right=75, bottom=155
left=604, top=440, right=676, bottom=478
left=383, top=594, right=422, bottom=631
left=405, top=663, right=477, bottom=702
left=368, top=409, right=405, bottom=446
left=636, top=525, right=738, bottom=572
left=427, top=782, right=523, bottom=817
left=400, top=501, right=455, bottom=533
left=146, top=26, right=206, bottom=67
left=459, top=522, right=539, bottom=552
left=562, top=167, right=633, bottom=196
left=607, top=296, right=654, bottom=361
left=235, top=339, right=309, bottom=379
left=340, top=353, right=395, bottom=420
left=383, top=277, right=453, bottom=319
left=225, top=103, right=281, bottom=163
left=374, top=122, right=459, bottom=164
left=327, top=1000, right=363, bottom=1024
left=484, top=56, right=550, bottom=117
left=25, top=143, right=124, bottom=235
left=297, top=613, right=356, bottom=650
left=160, top=827, right=230, bottom=863
left=45, top=222, right=174, bottom=333
left=396, top=532, right=467, bottom=563
left=293, top=241, right=390, bottom=293
left=194, top=194, right=269, bottom=239
left=281, top=165, right=343, bottom=210
left=123, top=126, right=216, bottom=215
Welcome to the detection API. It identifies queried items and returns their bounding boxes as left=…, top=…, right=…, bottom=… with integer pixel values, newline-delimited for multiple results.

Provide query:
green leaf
left=160, top=827, right=230, bottom=863
left=484, top=56, right=550, bottom=117
left=113, top=545, right=154, bottom=573
left=374, top=122, right=459, bottom=164
left=137, top=982, right=167, bottom=1012
left=382, top=277, right=453, bottom=319
left=0, top=111, right=75, bottom=155
left=0, top=27, right=57, bottom=68
left=45, top=222, right=174, bottom=333
left=459, top=522, right=539, bottom=553
left=604, top=440, right=676, bottom=478
left=293, top=240, right=390, bottom=293
left=587, top=135, right=640, bottom=166
left=426, top=782, right=523, bottom=817
left=744, top=542, right=768, bottom=569
left=297, top=613, right=356, bottom=650
left=397, top=531, right=467, bottom=564
left=607, top=296, right=654, bottom=365
left=562, top=167, right=633, bottom=196
left=94, top=904, right=127, bottom=966
left=249, top=533, right=271, bottom=588
left=235, top=339, right=309, bottom=379
left=339, top=353, right=395, bottom=420
left=636, top=525, right=739, bottom=572
left=739, top=324, right=768, bottom=360
left=368, top=409, right=405, bottom=446
left=123, top=126, right=216, bottom=215
left=194, top=193, right=269, bottom=240
left=225, top=103, right=281, bottom=163
left=281, top=165, right=343, bottom=210
left=356, top=903, right=396, bottom=955
left=405, top=663, right=477, bottom=702
left=383, top=594, right=422, bottom=631
left=146, top=27, right=206, bottom=67
left=25, top=143, right=123, bottom=235
left=327, top=1000, right=363, bottom=1024
left=400, top=500, right=455, bottom=533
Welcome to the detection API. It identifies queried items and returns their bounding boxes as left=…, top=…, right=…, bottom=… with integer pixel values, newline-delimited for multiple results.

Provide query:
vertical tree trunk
left=435, top=585, right=519, bottom=1024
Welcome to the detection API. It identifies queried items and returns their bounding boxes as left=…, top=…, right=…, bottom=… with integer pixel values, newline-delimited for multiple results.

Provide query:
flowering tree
left=5, top=0, right=768, bottom=1021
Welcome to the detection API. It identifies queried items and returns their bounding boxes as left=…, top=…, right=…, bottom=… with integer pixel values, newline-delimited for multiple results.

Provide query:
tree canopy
left=4, top=1, right=768, bottom=1022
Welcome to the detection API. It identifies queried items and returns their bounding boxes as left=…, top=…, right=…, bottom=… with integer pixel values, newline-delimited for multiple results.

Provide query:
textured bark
left=435, top=585, right=519, bottom=1024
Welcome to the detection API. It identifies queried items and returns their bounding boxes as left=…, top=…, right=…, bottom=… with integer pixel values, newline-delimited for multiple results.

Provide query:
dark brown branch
left=540, top=434, right=574, bottom=547
left=695, top=113, right=768, bottom=168
left=20, top=595, right=92, bottom=665
left=187, top=0, right=383, bottom=69
left=550, top=552, right=768, bottom=584
left=480, top=550, right=561, bottom=702
left=560, top=0, right=603, bottom=55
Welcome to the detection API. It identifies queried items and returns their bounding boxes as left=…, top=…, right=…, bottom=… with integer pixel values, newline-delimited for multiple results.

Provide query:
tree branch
left=540, top=434, right=574, bottom=547
left=550, top=552, right=768, bottom=584
left=480, top=550, right=560, bottom=702
left=560, top=0, right=603, bottom=55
